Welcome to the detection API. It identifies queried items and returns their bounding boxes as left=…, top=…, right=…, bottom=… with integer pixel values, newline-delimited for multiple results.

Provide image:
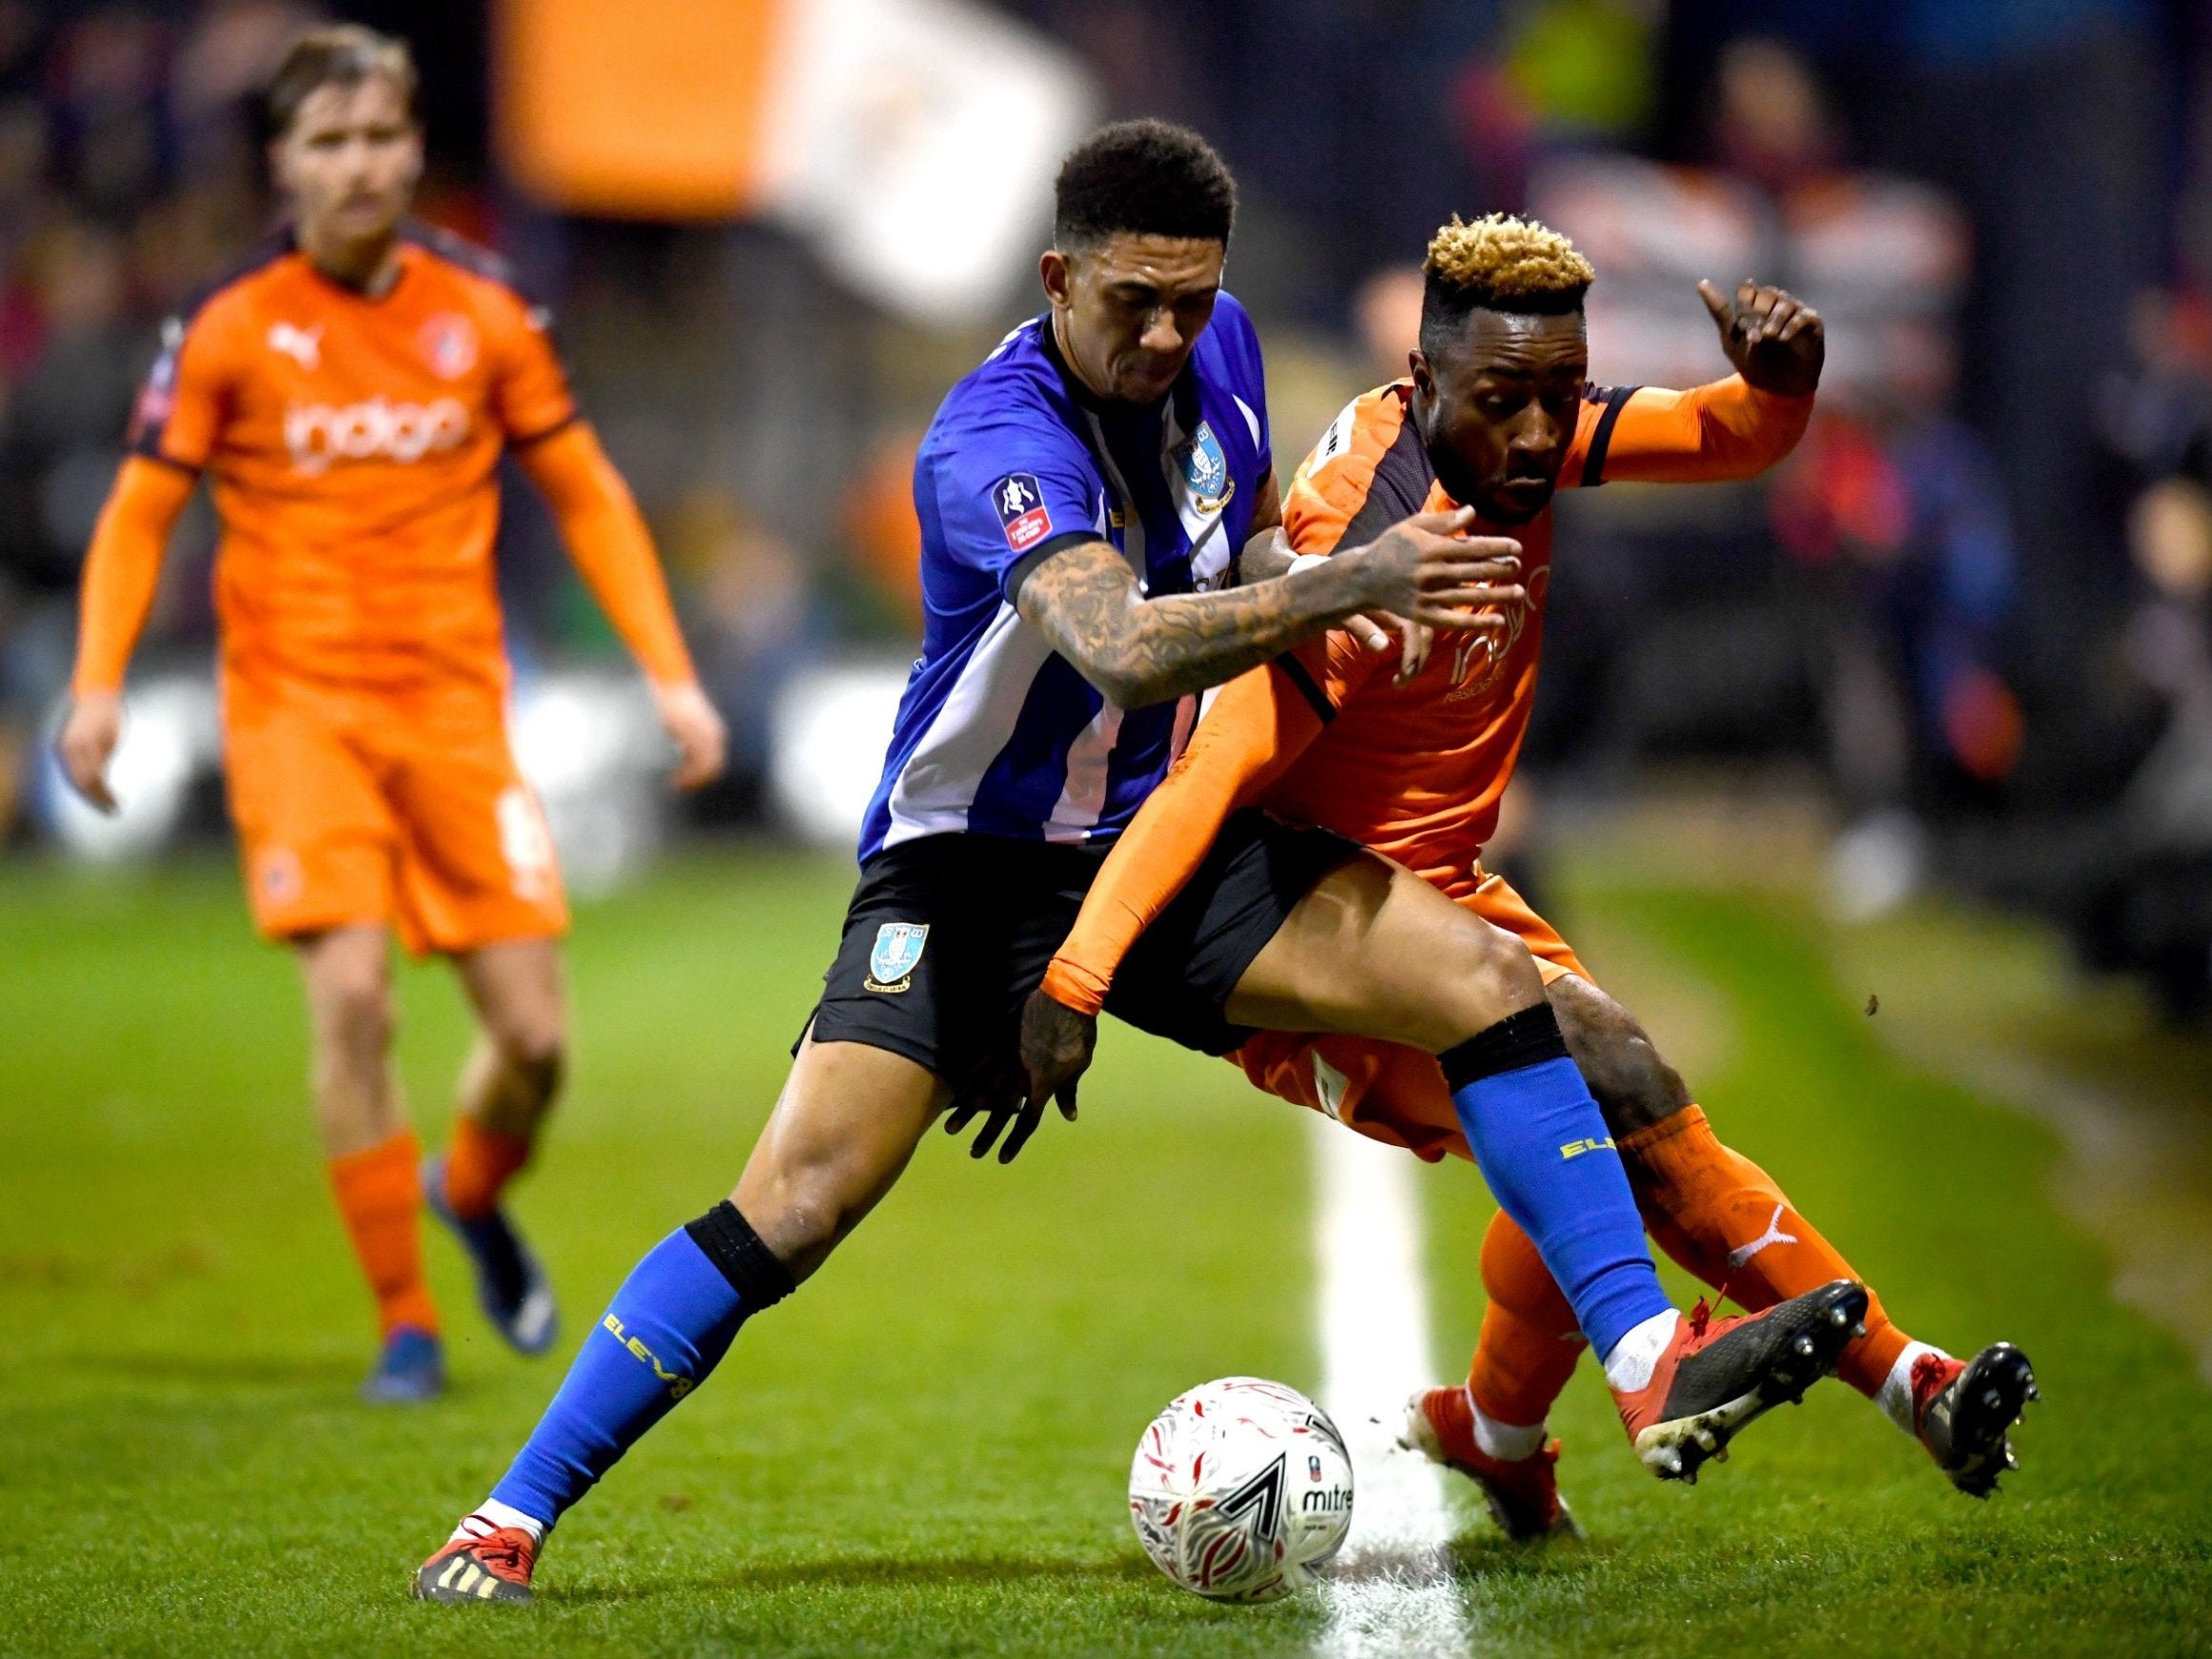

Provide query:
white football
left=1128, top=1376, right=1353, bottom=1602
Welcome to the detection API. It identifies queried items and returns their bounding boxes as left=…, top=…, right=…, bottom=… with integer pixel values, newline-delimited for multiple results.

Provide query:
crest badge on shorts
left=865, top=922, right=929, bottom=993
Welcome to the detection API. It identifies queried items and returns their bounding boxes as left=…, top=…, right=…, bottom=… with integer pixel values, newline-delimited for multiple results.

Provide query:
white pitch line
left=1310, top=1114, right=1472, bottom=1658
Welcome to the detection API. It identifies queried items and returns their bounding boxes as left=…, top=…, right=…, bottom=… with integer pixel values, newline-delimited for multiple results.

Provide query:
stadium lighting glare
left=38, top=677, right=219, bottom=861
left=767, top=662, right=908, bottom=847
left=510, top=671, right=670, bottom=897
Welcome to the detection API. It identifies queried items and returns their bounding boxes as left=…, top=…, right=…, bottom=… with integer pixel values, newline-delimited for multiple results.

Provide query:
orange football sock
left=1620, top=1106, right=1908, bottom=1399
left=444, top=1116, right=533, bottom=1221
left=328, top=1130, right=440, bottom=1338
left=1466, top=1209, right=1587, bottom=1428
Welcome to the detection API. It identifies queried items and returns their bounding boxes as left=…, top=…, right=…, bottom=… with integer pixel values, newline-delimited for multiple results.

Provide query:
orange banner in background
left=496, top=0, right=782, bottom=220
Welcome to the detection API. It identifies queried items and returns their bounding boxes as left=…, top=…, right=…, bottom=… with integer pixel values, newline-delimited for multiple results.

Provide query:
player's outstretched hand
left=1353, top=507, right=1524, bottom=633
left=941, top=988, right=1094, bottom=1165
left=56, top=692, right=122, bottom=815
left=653, top=680, right=728, bottom=790
left=1700, top=278, right=1824, bottom=397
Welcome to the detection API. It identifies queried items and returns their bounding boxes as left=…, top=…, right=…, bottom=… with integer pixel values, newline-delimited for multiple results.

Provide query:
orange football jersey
left=1265, top=375, right=1812, bottom=894
left=128, top=221, right=578, bottom=692
left=1043, top=373, right=1812, bottom=1015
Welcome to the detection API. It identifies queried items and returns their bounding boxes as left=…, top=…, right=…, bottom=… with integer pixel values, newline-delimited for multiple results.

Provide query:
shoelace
left=1908, top=1351, right=1956, bottom=1430
left=1686, top=1268, right=1738, bottom=1339
left=461, top=1531, right=532, bottom=1580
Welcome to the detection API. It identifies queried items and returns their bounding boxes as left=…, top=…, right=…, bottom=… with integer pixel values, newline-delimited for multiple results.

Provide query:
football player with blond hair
left=1028, top=213, right=2036, bottom=1536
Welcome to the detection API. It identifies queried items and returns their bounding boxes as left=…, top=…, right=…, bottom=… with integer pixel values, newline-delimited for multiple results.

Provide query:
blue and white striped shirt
left=857, top=293, right=1272, bottom=865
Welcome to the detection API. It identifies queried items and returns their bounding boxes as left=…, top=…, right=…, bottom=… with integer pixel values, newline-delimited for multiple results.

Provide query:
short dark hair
left=267, top=25, right=419, bottom=138
left=1419, top=214, right=1593, bottom=358
left=1053, top=119, right=1236, bottom=251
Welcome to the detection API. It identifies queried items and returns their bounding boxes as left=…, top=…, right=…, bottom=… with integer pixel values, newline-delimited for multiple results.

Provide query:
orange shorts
left=1231, top=868, right=1591, bottom=1163
left=222, top=674, right=567, bottom=957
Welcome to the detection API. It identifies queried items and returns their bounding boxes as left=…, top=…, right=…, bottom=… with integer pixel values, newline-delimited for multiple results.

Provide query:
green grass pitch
left=1, top=846, right=2208, bottom=1657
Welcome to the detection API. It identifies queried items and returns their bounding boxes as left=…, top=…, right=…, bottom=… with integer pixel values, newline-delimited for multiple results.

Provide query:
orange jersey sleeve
left=128, top=298, right=241, bottom=473
left=484, top=281, right=579, bottom=444
left=70, top=457, right=199, bottom=696
left=1042, top=644, right=1348, bottom=1017
left=1562, top=374, right=1812, bottom=488
left=518, top=422, right=697, bottom=687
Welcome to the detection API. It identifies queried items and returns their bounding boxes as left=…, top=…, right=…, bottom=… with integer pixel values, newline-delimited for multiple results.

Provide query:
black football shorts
left=802, top=811, right=1359, bottom=1083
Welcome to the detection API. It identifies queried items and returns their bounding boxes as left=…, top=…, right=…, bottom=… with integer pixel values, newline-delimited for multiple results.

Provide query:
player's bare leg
left=1488, top=972, right=2037, bottom=1494
left=418, top=1031, right=949, bottom=1600
left=1226, top=854, right=1546, bottom=1048
left=732, top=1031, right=952, bottom=1282
left=424, top=938, right=569, bottom=1356
left=296, top=924, right=443, bottom=1401
left=1215, top=853, right=1865, bottom=1480
left=453, top=939, right=567, bottom=1140
left=299, top=924, right=406, bottom=1157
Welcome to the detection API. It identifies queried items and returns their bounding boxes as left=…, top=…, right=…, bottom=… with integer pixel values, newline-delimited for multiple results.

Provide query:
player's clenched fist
left=1350, top=505, right=1525, bottom=631
left=1699, top=278, right=1824, bottom=398
left=57, top=692, right=122, bottom=815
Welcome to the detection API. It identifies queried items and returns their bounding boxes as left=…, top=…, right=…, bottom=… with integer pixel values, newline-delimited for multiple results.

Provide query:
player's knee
left=313, top=965, right=395, bottom=1057
left=489, top=1015, right=565, bottom=1091
left=1443, top=921, right=1548, bottom=1041
left=748, top=1170, right=847, bottom=1267
left=1552, top=986, right=1688, bottom=1135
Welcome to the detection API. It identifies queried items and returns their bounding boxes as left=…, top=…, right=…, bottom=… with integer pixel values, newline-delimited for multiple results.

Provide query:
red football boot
left=1610, top=1279, right=1869, bottom=1483
left=1399, top=1385, right=1579, bottom=1540
left=413, top=1517, right=539, bottom=1604
left=1908, top=1342, right=2037, bottom=1496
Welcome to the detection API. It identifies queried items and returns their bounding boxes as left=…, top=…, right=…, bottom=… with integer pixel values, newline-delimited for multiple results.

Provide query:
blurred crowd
left=0, top=0, right=862, bottom=838
left=3, top=0, right=2212, bottom=1016
left=0, top=0, right=287, bottom=825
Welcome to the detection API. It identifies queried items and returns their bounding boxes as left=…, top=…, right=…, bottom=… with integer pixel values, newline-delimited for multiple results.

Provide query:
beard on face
left=1422, top=425, right=1559, bottom=525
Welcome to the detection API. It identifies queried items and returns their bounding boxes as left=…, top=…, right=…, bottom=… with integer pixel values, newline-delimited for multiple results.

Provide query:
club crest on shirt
left=992, top=473, right=1052, bottom=553
left=866, top=922, right=929, bottom=992
left=1175, top=421, right=1234, bottom=514
left=419, top=312, right=479, bottom=380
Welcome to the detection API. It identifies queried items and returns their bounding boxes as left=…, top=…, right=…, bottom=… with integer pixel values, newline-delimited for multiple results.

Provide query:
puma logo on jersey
left=285, top=396, right=470, bottom=475
left=1312, top=1053, right=1350, bottom=1121
left=267, top=322, right=322, bottom=370
left=1726, top=1204, right=1800, bottom=1269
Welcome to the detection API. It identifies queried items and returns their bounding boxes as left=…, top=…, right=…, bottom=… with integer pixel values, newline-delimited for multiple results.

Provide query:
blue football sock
left=1443, top=1005, right=1672, bottom=1363
left=490, top=1202, right=793, bottom=1529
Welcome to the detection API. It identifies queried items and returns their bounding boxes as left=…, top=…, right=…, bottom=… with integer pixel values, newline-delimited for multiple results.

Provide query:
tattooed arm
left=1014, top=503, right=1522, bottom=708
left=1234, top=474, right=1442, bottom=679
